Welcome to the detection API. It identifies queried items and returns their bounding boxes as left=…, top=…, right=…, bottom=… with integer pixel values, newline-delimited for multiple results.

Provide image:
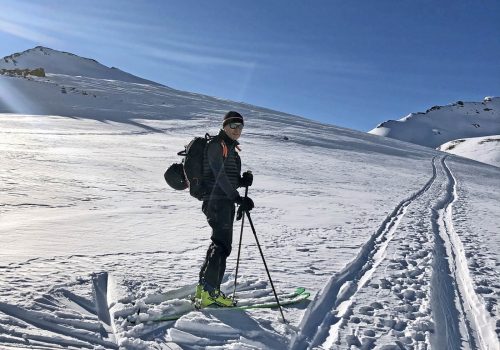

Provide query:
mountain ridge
left=0, top=46, right=330, bottom=132
left=1, top=46, right=498, bottom=168
left=369, top=97, right=499, bottom=147
left=1, top=46, right=161, bottom=86
left=369, top=97, right=500, bottom=167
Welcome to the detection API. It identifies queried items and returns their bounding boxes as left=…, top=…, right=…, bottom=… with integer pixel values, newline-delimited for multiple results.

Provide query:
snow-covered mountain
left=0, top=48, right=499, bottom=349
left=437, top=135, right=500, bottom=167
left=1, top=46, right=160, bottom=85
left=368, top=97, right=500, bottom=151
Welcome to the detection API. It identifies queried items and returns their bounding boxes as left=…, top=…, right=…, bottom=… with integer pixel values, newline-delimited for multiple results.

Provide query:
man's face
left=223, top=122, right=243, bottom=141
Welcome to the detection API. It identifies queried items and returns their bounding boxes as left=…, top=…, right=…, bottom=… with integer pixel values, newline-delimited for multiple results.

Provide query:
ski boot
left=197, top=288, right=236, bottom=308
left=192, top=284, right=203, bottom=302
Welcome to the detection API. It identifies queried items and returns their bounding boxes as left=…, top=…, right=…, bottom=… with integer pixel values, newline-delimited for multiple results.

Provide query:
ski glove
left=239, top=171, right=253, bottom=187
left=235, top=196, right=254, bottom=220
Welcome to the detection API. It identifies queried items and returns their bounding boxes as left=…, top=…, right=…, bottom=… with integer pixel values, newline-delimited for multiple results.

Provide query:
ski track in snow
left=291, top=156, right=500, bottom=350
left=430, top=158, right=498, bottom=350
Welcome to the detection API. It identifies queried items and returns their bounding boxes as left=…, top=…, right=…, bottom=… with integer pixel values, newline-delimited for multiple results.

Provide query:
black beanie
left=223, top=111, right=244, bottom=127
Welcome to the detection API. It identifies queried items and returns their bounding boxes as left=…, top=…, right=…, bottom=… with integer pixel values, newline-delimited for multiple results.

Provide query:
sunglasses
left=229, top=122, right=244, bottom=130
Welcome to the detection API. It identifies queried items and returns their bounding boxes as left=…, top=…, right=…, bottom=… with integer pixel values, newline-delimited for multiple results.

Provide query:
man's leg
left=216, top=201, right=235, bottom=287
left=199, top=200, right=234, bottom=290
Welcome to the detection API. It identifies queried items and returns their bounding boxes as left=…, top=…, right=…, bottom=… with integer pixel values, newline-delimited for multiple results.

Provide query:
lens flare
left=0, top=76, right=42, bottom=114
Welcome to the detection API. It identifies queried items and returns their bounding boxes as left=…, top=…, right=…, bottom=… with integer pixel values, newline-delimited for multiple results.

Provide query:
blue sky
left=0, top=0, right=499, bottom=131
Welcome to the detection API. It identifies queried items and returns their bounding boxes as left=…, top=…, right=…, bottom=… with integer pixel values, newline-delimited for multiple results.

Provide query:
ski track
left=430, top=158, right=498, bottom=350
left=291, top=155, right=499, bottom=350
left=290, top=156, right=439, bottom=349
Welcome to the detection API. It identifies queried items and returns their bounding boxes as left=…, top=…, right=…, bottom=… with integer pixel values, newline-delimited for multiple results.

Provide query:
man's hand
left=236, top=196, right=254, bottom=220
left=239, top=171, right=253, bottom=188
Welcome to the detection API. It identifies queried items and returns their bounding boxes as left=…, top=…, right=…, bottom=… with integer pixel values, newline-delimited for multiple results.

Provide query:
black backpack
left=164, top=133, right=214, bottom=200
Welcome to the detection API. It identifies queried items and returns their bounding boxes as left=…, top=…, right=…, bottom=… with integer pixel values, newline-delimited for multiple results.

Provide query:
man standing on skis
left=195, top=111, right=254, bottom=307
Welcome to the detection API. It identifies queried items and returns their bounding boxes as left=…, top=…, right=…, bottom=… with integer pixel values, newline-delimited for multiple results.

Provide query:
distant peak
left=2, top=46, right=99, bottom=64
left=33, top=46, right=51, bottom=51
left=1, top=46, right=162, bottom=86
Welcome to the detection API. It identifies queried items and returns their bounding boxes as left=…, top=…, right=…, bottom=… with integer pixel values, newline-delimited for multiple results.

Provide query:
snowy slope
left=437, top=135, right=500, bottom=168
left=0, top=48, right=499, bottom=349
left=369, top=97, right=500, bottom=148
left=1, top=46, right=160, bottom=86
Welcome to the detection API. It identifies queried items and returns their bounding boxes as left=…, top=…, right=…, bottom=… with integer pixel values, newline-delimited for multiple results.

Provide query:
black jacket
left=202, top=130, right=241, bottom=201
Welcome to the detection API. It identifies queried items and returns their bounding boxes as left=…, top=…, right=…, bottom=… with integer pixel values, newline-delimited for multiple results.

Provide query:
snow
left=368, top=98, right=500, bottom=167
left=0, top=47, right=499, bottom=349
left=1, top=46, right=160, bottom=86
left=368, top=98, right=500, bottom=149
left=437, top=135, right=500, bottom=168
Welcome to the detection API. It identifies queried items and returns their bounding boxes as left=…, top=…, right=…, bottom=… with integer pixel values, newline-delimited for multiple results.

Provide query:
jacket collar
left=219, top=129, right=239, bottom=147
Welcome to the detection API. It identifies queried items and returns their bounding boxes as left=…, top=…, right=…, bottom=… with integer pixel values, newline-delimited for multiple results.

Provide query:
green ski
left=127, top=287, right=310, bottom=324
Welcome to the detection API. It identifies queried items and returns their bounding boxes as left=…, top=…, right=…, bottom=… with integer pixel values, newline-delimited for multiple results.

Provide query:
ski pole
left=245, top=210, right=286, bottom=323
left=232, top=186, right=248, bottom=299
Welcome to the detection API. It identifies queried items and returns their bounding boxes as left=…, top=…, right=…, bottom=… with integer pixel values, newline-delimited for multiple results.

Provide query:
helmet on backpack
left=164, top=133, right=213, bottom=200
left=164, top=163, right=188, bottom=190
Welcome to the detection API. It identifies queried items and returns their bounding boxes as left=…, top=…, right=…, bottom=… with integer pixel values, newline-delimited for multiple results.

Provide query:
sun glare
left=0, top=77, right=42, bottom=114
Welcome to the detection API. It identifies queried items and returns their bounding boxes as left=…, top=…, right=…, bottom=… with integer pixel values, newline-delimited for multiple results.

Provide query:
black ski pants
left=199, top=199, right=235, bottom=290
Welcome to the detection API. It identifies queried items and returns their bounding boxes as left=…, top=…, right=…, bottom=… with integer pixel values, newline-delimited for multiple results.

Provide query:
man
left=196, top=111, right=254, bottom=307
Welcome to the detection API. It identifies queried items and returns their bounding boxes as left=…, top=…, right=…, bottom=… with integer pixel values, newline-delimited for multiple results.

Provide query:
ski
left=231, top=286, right=306, bottom=307
left=127, top=287, right=309, bottom=324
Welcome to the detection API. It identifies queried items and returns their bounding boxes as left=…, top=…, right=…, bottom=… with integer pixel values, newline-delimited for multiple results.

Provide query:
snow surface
left=437, top=135, right=500, bottom=168
left=0, top=47, right=499, bottom=349
left=368, top=98, right=500, bottom=165
left=1, top=46, right=160, bottom=86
